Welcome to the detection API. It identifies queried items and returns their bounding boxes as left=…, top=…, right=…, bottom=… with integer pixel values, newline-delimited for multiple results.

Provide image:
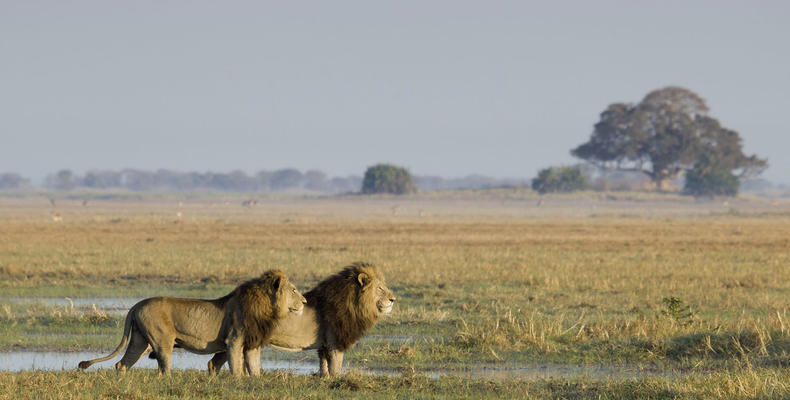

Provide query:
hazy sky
left=1, top=1, right=788, bottom=183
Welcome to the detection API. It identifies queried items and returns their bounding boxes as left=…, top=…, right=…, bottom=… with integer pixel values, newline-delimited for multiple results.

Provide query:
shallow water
left=2, top=297, right=143, bottom=314
left=0, top=351, right=318, bottom=374
left=0, top=298, right=689, bottom=380
left=0, top=351, right=685, bottom=380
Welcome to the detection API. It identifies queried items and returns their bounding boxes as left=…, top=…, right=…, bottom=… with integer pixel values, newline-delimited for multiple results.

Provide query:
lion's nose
left=302, top=298, right=307, bottom=304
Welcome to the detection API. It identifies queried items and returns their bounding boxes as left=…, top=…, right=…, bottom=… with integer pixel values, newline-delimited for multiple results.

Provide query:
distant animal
left=207, top=262, right=396, bottom=377
left=77, top=270, right=306, bottom=375
left=51, top=213, right=62, bottom=222
left=242, top=199, right=258, bottom=207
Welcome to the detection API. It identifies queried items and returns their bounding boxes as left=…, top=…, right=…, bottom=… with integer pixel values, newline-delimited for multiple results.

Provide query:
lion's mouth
left=378, top=303, right=393, bottom=314
left=289, top=306, right=304, bottom=315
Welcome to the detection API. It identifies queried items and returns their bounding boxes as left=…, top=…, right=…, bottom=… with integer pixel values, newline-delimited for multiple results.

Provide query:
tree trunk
left=654, top=177, right=666, bottom=191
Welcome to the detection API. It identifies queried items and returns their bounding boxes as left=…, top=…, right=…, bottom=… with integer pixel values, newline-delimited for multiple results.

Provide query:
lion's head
left=306, top=262, right=396, bottom=351
left=238, top=270, right=306, bottom=349
left=358, top=266, right=396, bottom=316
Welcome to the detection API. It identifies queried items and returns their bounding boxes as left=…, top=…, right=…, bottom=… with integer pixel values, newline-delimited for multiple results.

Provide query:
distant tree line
left=0, top=87, right=774, bottom=199
left=0, top=168, right=527, bottom=193
left=36, top=168, right=361, bottom=193
left=0, top=173, right=29, bottom=190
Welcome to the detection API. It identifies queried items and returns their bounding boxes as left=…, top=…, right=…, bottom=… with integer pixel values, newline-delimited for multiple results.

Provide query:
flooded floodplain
left=0, top=350, right=691, bottom=381
left=0, top=351, right=317, bottom=374
left=3, top=297, right=143, bottom=314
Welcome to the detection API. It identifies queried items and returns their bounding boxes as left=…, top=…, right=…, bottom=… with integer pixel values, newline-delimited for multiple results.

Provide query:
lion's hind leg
left=115, top=326, right=150, bottom=371
left=208, top=352, right=227, bottom=374
left=150, top=339, right=175, bottom=374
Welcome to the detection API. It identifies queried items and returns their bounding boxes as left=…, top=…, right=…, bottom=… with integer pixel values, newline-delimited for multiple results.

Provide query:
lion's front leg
left=318, top=347, right=345, bottom=377
left=226, top=331, right=245, bottom=376
left=244, top=347, right=261, bottom=376
left=328, top=349, right=344, bottom=377
left=318, top=330, right=344, bottom=377
left=318, top=347, right=329, bottom=377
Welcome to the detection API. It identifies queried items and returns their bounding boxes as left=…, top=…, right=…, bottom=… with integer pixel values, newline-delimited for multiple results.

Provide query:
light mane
left=235, top=269, right=288, bottom=349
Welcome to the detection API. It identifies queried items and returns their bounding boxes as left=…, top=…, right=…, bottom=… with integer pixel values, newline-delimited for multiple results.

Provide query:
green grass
left=2, top=368, right=790, bottom=399
left=2, top=195, right=790, bottom=397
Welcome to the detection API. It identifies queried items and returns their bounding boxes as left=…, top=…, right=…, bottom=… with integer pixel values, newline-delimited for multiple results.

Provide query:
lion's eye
left=377, top=287, right=384, bottom=293
left=292, top=288, right=297, bottom=294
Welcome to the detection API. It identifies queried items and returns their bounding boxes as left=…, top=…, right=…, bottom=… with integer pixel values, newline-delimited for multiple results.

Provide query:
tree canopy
left=571, top=87, right=767, bottom=190
left=531, top=166, right=588, bottom=194
left=684, top=152, right=739, bottom=197
left=361, top=164, right=417, bottom=195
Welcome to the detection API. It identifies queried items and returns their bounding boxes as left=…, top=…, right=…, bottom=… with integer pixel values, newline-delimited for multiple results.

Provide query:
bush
left=361, top=164, right=417, bottom=195
left=531, top=166, right=587, bottom=194
left=684, top=154, right=739, bottom=197
left=0, top=173, right=28, bottom=189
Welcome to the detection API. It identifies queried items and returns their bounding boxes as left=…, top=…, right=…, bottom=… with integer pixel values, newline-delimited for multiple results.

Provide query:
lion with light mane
left=208, top=262, right=396, bottom=377
left=78, top=270, right=306, bottom=375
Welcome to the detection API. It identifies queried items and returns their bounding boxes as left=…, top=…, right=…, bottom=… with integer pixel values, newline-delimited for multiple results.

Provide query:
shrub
left=661, top=296, right=696, bottom=326
left=361, top=164, right=417, bottom=195
left=684, top=153, right=739, bottom=197
left=531, top=166, right=587, bottom=194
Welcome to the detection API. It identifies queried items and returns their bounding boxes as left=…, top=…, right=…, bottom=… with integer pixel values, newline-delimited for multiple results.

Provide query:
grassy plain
left=1, top=190, right=790, bottom=398
left=3, top=368, right=790, bottom=400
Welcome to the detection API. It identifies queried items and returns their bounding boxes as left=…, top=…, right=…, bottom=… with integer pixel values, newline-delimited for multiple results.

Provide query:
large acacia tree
left=572, top=87, right=766, bottom=190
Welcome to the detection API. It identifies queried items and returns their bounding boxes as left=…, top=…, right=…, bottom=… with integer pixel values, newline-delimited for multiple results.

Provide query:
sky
left=1, top=1, right=788, bottom=184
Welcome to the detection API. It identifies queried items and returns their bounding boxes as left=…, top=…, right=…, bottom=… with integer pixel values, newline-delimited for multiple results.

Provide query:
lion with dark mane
left=78, top=270, right=305, bottom=375
left=208, top=262, right=396, bottom=377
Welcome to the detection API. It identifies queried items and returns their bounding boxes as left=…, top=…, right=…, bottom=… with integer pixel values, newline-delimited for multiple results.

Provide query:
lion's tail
left=77, top=307, right=135, bottom=369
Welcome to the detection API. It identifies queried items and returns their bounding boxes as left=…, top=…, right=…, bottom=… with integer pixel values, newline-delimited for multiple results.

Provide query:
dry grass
left=2, top=194, right=790, bottom=370
left=2, top=368, right=790, bottom=399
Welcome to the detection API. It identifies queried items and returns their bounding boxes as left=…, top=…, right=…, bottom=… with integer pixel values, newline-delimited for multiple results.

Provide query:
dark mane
left=304, top=262, right=384, bottom=351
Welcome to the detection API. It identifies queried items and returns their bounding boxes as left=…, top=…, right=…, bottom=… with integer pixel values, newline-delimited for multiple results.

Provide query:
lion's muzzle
left=378, top=296, right=395, bottom=314
left=290, top=298, right=306, bottom=315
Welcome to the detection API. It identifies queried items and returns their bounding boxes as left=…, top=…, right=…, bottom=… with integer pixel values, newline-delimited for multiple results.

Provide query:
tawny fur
left=208, top=262, right=396, bottom=377
left=77, top=270, right=305, bottom=375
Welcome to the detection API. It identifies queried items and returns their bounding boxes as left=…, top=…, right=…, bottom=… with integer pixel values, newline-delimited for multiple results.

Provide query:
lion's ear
left=357, top=272, right=371, bottom=287
left=273, top=276, right=282, bottom=291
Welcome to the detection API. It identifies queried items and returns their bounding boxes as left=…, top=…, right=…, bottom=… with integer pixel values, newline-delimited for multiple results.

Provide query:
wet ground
left=0, top=350, right=689, bottom=380
left=1, top=297, right=694, bottom=380
left=3, top=297, right=144, bottom=314
left=0, top=351, right=318, bottom=374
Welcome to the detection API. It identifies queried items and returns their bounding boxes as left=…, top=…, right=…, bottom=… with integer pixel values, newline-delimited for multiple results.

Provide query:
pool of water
left=0, top=351, right=687, bottom=380
left=2, top=297, right=143, bottom=314
left=0, top=350, right=318, bottom=374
